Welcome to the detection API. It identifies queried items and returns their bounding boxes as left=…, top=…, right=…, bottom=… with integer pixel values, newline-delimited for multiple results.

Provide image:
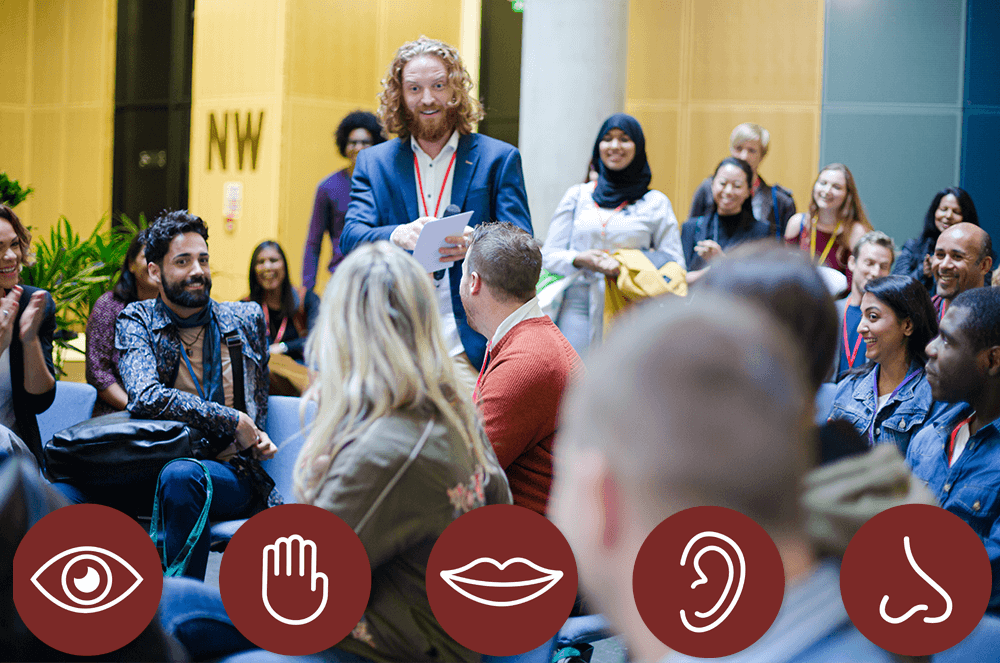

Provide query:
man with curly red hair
left=341, top=36, right=532, bottom=390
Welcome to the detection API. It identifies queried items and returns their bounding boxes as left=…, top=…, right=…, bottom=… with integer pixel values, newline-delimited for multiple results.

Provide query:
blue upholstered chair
left=208, top=395, right=314, bottom=549
left=35, top=381, right=97, bottom=447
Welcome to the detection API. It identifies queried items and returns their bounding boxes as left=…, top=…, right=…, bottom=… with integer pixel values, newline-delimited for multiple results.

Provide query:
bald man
left=550, top=296, right=894, bottom=662
left=932, top=222, right=993, bottom=321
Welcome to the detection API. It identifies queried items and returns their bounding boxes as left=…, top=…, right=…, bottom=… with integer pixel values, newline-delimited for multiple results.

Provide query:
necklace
left=181, top=325, right=206, bottom=352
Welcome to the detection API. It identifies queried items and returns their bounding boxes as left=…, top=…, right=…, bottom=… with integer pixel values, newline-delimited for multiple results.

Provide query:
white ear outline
left=679, top=531, right=746, bottom=633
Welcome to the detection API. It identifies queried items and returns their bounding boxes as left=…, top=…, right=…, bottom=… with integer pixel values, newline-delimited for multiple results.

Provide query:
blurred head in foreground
left=550, top=294, right=813, bottom=661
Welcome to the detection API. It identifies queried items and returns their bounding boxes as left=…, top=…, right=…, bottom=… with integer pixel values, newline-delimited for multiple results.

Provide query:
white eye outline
left=31, top=546, right=144, bottom=614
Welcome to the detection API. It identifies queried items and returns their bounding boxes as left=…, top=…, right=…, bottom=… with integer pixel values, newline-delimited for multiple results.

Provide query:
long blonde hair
left=294, top=241, right=491, bottom=503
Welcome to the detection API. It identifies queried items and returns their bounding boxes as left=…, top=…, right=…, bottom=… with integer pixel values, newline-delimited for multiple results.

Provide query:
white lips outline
left=31, top=546, right=143, bottom=614
left=439, top=557, right=564, bottom=607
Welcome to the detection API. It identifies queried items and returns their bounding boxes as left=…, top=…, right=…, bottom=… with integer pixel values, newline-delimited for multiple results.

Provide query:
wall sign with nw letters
left=208, top=111, right=264, bottom=172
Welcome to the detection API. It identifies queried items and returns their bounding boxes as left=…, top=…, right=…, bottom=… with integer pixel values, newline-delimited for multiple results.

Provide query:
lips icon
left=439, top=557, right=564, bottom=607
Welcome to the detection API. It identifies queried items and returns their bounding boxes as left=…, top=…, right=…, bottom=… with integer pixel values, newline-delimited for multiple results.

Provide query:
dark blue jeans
left=52, top=458, right=255, bottom=580
left=159, top=577, right=369, bottom=662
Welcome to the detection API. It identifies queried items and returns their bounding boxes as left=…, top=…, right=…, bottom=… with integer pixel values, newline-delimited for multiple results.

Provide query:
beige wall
left=626, top=0, right=824, bottom=221
left=190, top=0, right=464, bottom=302
left=0, top=0, right=116, bottom=237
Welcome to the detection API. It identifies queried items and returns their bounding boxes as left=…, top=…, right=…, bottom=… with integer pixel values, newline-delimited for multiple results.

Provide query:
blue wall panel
left=821, top=0, right=966, bottom=250
left=822, top=111, right=962, bottom=241
left=824, top=0, right=964, bottom=105
left=961, top=0, right=1000, bottom=246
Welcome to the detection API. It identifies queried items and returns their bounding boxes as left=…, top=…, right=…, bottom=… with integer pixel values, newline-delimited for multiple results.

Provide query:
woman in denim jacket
left=828, top=275, right=938, bottom=455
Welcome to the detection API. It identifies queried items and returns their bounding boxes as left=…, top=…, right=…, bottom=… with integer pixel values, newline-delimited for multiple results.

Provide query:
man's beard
left=162, top=273, right=212, bottom=309
left=407, top=105, right=457, bottom=143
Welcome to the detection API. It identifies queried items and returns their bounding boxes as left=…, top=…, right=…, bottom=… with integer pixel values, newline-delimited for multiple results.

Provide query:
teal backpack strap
left=149, top=458, right=214, bottom=577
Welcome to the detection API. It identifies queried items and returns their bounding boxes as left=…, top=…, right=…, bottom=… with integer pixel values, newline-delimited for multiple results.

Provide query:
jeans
left=52, top=458, right=256, bottom=580
left=158, top=459, right=255, bottom=580
left=160, top=578, right=370, bottom=662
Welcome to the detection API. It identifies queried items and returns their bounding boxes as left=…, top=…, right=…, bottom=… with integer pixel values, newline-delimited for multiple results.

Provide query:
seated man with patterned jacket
left=118, top=211, right=278, bottom=580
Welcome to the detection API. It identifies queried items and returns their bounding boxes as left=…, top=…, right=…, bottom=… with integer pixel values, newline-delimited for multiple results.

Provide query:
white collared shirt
left=412, top=131, right=463, bottom=356
left=492, top=297, right=546, bottom=347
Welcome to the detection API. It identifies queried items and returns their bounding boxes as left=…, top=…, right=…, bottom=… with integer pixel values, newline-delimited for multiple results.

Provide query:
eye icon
left=30, top=546, right=144, bottom=614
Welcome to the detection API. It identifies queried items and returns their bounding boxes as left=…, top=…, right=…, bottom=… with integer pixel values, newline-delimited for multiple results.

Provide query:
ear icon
left=679, top=531, right=746, bottom=633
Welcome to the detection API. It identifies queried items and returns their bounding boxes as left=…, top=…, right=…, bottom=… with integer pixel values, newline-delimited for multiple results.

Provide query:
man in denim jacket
left=907, top=287, right=1000, bottom=610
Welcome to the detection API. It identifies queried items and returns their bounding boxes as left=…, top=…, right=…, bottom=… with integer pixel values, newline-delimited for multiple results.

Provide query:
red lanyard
left=868, top=366, right=922, bottom=443
left=414, top=152, right=457, bottom=218
left=947, top=413, right=976, bottom=465
left=262, top=305, right=288, bottom=343
left=595, top=199, right=628, bottom=243
left=843, top=307, right=863, bottom=369
left=473, top=341, right=492, bottom=402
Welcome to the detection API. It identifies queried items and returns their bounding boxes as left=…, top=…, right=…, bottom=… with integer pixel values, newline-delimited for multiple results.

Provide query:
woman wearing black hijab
left=542, top=113, right=684, bottom=357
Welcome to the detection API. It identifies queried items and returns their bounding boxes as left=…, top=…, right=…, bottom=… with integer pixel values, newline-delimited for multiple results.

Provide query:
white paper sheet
left=411, top=211, right=474, bottom=272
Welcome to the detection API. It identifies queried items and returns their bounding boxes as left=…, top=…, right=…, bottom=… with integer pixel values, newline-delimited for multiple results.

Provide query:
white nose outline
left=879, top=536, right=952, bottom=624
left=679, top=531, right=746, bottom=633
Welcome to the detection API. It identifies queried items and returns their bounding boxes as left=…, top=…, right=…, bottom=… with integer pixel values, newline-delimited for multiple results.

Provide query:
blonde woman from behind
left=296, top=241, right=511, bottom=662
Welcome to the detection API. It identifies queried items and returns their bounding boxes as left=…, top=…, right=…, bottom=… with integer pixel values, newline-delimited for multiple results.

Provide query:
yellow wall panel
left=188, top=99, right=284, bottom=300
left=0, top=0, right=31, bottom=105
left=627, top=0, right=824, bottom=225
left=2, top=0, right=114, bottom=243
left=689, top=0, right=821, bottom=103
left=626, top=106, right=681, bottom=204
left=32, top=0, right=66, bottom=106
left=377, top=0, right=463, bottom=73
left=287, top=0, right=379, bottom=101
left=66, top=0, right=109, bottom=104
left=64, top=108, right=112, bottom=230
left=684, top=107, right=820, bottom=214
left=626, top=0, right=685, bottom=103
left=27, top=109, right=64, bottom=228
left=192, top=0, right=285, bottom=99
left=0, top=112, right=27, bottom=179
left=278, top=98, right=367, bottom=295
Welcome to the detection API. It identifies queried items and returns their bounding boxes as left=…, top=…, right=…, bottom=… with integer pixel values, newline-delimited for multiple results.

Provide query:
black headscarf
left=591, top=113, right=652, bottom=208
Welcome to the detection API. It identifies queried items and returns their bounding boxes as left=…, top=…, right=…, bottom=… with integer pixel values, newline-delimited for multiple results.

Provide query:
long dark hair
left=112, top=229, right=149, bottom=303
left=249, top=241, right=295, bottom=319
left=863, top=275, right=938, bottom=366
left=919, top=187, right=979, bottom=243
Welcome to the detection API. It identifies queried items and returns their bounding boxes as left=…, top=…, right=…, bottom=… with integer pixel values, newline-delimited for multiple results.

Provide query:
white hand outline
left=261, top=534, right=329, bottom=626
left=679, top=531, right=746, bottom=633
left=879, top=536, right=952, bottom=624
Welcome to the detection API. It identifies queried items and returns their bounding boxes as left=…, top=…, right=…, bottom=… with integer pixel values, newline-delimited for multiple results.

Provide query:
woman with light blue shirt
left=541, top=113, right=684, bottom=357
left=828, top=275, right=938, bottom=455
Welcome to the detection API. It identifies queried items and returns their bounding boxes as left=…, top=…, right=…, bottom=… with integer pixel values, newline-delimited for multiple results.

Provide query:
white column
left=518, top=0, right=629, bottom=240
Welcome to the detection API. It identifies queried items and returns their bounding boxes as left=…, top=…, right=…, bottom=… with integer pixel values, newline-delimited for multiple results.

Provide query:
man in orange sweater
left=460, top=222, right=583, bottom=515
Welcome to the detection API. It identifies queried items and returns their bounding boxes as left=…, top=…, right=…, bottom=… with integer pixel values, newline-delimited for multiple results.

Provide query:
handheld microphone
left=434, top=205, right=462, bottom=280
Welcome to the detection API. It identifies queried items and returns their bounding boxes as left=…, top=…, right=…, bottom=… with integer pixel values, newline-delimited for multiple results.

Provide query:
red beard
left=407, top=105, right=457, bottom=143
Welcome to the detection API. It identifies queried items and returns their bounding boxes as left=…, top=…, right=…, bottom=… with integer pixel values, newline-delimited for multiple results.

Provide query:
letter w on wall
left=207, top=111, right=265, bottom=171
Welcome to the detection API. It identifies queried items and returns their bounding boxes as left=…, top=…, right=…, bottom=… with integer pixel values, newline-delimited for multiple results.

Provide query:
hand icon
left=261, top=534, right=329, bottom=626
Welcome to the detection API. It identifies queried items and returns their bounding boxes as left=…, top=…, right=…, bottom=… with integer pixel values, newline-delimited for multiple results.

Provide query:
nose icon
left=880, top=536, right=952, bottom=625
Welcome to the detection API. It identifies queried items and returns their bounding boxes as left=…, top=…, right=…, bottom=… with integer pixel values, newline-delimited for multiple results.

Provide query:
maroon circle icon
left=13, top=503, right=163, bottom=656
left=426, top=504, right=577, bottom=656
left=219, top=504, right=371, bottom=656
left=840, top=503, right=990, bottom=655
left=633, top=506, right=785, bottom=658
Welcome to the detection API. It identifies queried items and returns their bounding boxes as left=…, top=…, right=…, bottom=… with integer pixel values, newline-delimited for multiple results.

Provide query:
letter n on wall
left=208, top=112, right=228, bottom=170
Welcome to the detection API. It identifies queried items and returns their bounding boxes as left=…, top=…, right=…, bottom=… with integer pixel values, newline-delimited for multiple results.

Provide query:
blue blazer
left=341, top=133, right=532, bottom=369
